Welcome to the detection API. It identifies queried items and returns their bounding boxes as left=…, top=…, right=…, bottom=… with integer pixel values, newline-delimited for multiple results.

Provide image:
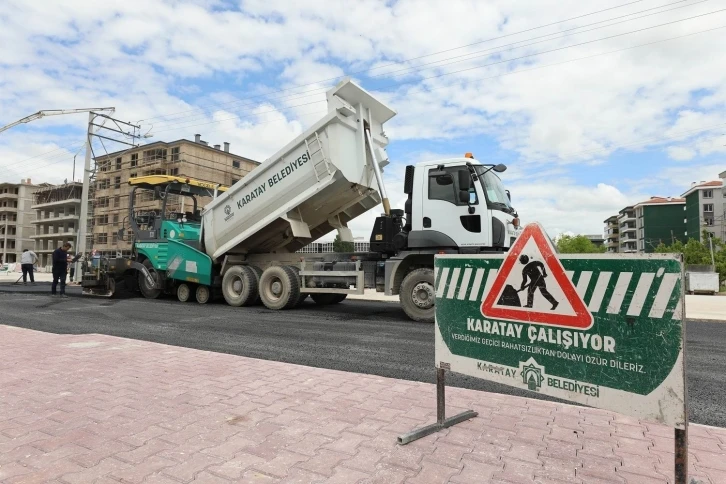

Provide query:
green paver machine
left=81, top=175, right=228, bottom=300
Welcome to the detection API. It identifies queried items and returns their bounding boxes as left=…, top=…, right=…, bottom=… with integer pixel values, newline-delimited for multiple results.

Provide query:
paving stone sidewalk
left=1, top=325, right=724, bottom=484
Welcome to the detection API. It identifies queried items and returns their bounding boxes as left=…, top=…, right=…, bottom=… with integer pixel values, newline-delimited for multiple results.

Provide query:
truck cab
left=380, top=153, right=521, bottom=322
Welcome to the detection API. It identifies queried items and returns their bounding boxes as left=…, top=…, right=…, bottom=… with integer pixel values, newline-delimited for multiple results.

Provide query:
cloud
left=2, top=0, right=726, bottom=243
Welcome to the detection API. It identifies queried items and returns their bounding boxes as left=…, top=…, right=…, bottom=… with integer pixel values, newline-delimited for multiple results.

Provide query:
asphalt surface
left=0, top=288, right=724, bottom=428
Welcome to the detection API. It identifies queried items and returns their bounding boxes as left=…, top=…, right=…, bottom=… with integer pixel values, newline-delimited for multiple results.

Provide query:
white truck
left=84, top=78, right=521, bottom=323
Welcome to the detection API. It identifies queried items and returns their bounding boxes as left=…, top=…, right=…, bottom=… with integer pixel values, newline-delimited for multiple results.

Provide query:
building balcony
left=31, top=231, right=77, bottom=239
left=31, top=214, right=79, bottom=224
left=32, top=198, right=82, bottom=210
left=0, top=207, right=18, bottom=213
left=620, top=226, right=636, bottom=233
left=0, top=193, right=19, bottom=200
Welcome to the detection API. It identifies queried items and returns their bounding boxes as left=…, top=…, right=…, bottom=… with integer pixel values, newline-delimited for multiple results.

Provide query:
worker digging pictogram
left=481, top=223, right=594, bottom=330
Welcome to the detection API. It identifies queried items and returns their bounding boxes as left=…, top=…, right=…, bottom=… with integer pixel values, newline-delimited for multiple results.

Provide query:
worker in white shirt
left=21, top=249, right=38, bottom=285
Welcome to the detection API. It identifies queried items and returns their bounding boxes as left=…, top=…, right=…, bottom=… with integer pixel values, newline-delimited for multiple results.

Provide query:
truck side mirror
left=457, top=170, right=471, bottom=190
left=494, top=164, right=507, bottom=173
left=458, top=190, right=470, bottom=203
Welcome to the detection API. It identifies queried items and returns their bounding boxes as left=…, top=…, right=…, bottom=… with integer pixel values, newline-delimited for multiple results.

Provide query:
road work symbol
left=482, top=223, right=593, bottom=330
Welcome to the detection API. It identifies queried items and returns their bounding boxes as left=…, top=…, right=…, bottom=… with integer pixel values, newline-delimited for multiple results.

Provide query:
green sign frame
left=435, top=252, right=686, bottom=429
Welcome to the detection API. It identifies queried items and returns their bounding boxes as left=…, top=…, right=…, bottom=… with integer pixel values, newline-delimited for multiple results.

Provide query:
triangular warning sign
left=481, top=223, right=593, bottom=330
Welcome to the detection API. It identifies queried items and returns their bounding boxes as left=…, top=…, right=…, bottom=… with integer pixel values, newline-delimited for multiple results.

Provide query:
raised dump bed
left=202, top=78, right=396, bottom=261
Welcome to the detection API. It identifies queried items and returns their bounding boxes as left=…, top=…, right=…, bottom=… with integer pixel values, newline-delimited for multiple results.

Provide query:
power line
left=146, top=9, right=726, bottom=138
left=137, top=0, right=655, bottom=125
left=149, top=0, right=703, bottom=131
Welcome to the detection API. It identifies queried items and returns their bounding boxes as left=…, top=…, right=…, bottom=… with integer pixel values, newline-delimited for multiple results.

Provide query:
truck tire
left=400, top=268, right=435, bottom=323
left=285, top=266, right=307, bottom=307
left=196, top=285, right=211, bottom=304
left=222, top=265, right=258, bottom=307
left=259, top=265, right=300, bottom=310
left=311, top=293, right=347, bottom=305
left=138, top=259, right=162, bottom=299
left=177, top=283, right=191, bottom=302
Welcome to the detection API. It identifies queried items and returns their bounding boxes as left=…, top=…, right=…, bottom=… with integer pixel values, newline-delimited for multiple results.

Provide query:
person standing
left=20, top=249, right=38, bottom=285
left=52, top=243, right=72, bottom=297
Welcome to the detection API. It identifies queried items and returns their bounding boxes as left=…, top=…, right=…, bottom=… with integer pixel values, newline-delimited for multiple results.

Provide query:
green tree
left=555, top=234, right=607, bottom=254
left=655, top=232, right=726, bottom=284
left=333, top=234, right=354, bottom=252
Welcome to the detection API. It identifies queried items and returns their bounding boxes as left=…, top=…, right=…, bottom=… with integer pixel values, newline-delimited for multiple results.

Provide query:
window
left=171, top=147, right=180, bottom=162
left=428, top=167, right=477, bottom=206
left=115, top=157, right=122, bottom=170
left=114, top=195, right=121, bottom=207
left=703, top=204, right=714, bottom=212
left=99, top=160, right=110, bottom=172
left=97, top=179, right=110, bottom=190
left=703, top=189, right=713, bottom=198
left=113, top=214, right=119, bottom=224
left=232, top=160, right=241, bottom=169
left=97, top=233, right=108, bottom=244
left=97, top=214, right=109, bottom=225
left=143, top=148, right=167, bottom=163
left=130, top=153, right=138, bottom=167
left=169, top=168, right=179, bottom=176
left=96, top=197, right=109, bottom=208
left=112, top=233, right=118, bottom=244
left=114, top=176, right=121, bottom=189
left=130, top=172, right=137, bottom=179
left=705, top=217, right=714, bottom=226
left=142, top=168, right=165, bottom=176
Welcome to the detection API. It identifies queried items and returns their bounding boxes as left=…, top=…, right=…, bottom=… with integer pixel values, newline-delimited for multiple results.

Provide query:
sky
left=1, top=0, right=725, bottom=240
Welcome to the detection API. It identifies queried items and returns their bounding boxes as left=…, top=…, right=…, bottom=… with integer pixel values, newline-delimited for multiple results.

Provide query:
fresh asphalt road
left=1, top=290, right=724, bottom=428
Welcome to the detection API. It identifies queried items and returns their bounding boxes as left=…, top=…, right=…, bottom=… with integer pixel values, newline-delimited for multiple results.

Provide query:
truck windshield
left=473, top=166, right=514, bottom=213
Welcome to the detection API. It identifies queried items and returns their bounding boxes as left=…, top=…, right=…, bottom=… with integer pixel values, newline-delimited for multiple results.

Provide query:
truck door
left=421, top=166, right=491, bottom=248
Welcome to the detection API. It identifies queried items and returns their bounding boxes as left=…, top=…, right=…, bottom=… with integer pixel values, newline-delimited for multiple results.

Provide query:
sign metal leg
left=397, top=368, right=478, bottom=445
left=675, top=426, right=688, bottom=484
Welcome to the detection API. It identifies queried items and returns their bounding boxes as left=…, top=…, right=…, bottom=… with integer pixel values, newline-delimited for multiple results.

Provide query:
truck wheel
left=177, top=283, right=191, bottom=302
left=400, top=268, right=435, bottom=323
left=311, top=293, right=346, bottom=305
left=196, top=285, right=211, bottom=304
left=331, top=294, right=347, bottom=304
left=259, top=265, right=300, bottom=310
left=138, top=259, right=161, bottom=299
left=222, top=266, right=258, bottom=307
left=311, top=293, right=337, bottom=305
left=285, top=266, right=307, bottom=307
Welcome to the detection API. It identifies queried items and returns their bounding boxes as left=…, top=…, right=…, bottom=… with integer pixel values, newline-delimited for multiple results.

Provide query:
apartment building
left=91, top=135, right=258, bottom=255
left=618, top=206, right=637, bottom=253
left=31, top=182, right=82, bottom=267
left=603, top=215, right=619, bottom=253
left=682, top=179, right=725, bottom=242
left=634, top=197, right=687, bottom=253
left=0, top=179, right=40, bottom=264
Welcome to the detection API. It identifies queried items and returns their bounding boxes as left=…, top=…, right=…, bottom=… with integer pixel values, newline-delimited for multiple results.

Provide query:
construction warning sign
left=434, top=223, right=686, bottom=428
left=481, top=223, right=593, bottom=330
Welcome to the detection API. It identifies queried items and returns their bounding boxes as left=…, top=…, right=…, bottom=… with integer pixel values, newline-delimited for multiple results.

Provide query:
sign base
left=397, top=368, right=477, bottom=445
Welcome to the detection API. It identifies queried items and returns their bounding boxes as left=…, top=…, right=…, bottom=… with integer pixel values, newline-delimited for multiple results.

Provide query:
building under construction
left=90, top=135, right=258, bottom=256
left=31, top=182, right=82, bottom=267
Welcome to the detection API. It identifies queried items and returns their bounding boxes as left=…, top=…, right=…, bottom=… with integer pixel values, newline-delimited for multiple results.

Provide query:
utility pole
left=75, top=112, right=95, bottom=271
left=74, top=112, right=140, bottom=277
left=708, top=232, right=716, bottom=269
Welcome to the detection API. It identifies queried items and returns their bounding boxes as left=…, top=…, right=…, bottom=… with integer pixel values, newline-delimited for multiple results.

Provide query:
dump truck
left=83, top=78, right=521, bottom=322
